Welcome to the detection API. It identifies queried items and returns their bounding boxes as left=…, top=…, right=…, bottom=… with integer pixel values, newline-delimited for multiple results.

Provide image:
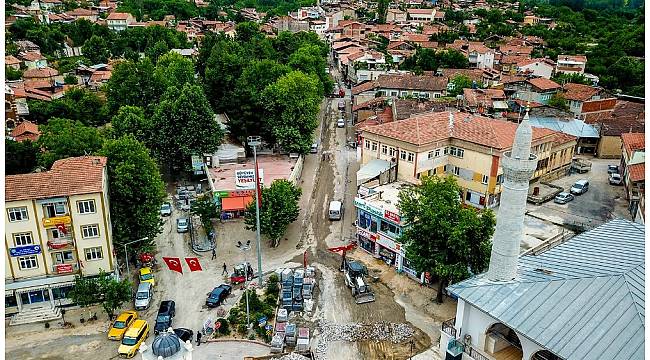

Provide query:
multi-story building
left=447, top=40, right=495, bottom=69
left=354, top=182, right=419, bottom=278
left=5, top=156, right=116, bottom=317
left=358, top=111, right=576, bottom=208
left=106, top=12, right=135, bottom=31
left=512, top=77, right=561, bottom=105
left=352, top=74, right=448, bottom=105
left=620, top=133, right=645, bottom=224
left=555, top=54, right=587, bottom=75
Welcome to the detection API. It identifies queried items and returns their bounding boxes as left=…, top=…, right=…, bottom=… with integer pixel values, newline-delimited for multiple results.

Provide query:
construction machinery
left=329, top=244, right=375, bottom=304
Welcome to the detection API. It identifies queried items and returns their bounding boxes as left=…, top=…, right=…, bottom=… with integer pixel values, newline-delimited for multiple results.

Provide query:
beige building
left=5, top=156, right=115, bottom=317
left=359, top=111, right=576, bottom=208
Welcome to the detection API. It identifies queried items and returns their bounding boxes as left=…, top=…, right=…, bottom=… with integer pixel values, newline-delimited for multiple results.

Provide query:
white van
left=329, top=201, right=342, bottom=220
left=570, top=179, right=589, bottom=195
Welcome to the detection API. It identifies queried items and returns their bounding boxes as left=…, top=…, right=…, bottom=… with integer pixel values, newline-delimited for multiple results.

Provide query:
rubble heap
left=272, top=353, right=311, bottom=360
left=314, top=321, right=415, bottom=359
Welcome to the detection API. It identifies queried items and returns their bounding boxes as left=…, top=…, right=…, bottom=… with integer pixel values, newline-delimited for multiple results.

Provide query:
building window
left=54, top=251, right=75, bottom=264
left=435, top=148, right=441, bottom=157
left=482, top=175, right=489, bottom=184
left=365, top=140, right=371, bottom=149
left=380, top=220, right=400, bottom=236
left=400, top=91, right=407, bottom=97
left=389, top=147, right=396, bottom=157
left=371, top=142, right=378, bottom=151
left=381, top=145, right=388, bottom=155
left=43, top=202, right=67, bottom=218
left=390, top=91, right=398, bottom=96
left=85, top=247, right=103, bottom=261
left=7, top=207, right=28, bottom=222
left=443, top=147, right=449, bottom=155
left=449, top=147, right=464, bottom=158
left=400, top=150, right=407, bottom=161
left=13, top=232, right=33, bottom=246
left=428, top=151, right=434, bottom=159
left=18, top=256, right=38, bottom=270
left=407, top=152, right=414, bottom=162
left=81, top=224, right=100, bottom=238
left=77, top=200, right=96, bottom=214
left=454, top=166, right=460, bottom=176
left=497, top=174, right=504, bottom=184
left=434, top=93, right=441, bottom=98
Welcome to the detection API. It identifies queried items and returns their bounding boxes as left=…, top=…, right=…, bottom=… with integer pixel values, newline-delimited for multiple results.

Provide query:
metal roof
left=357, top=159, right=391, bottom=186
left=528, top=116, right=599, bottom=138
left=448, top=219, right=645, bottom=360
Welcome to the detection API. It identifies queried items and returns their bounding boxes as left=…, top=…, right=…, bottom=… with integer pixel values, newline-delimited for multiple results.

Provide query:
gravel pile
left=314, top=321, right=414, bottom=359
left=272, top=353, right=311, bottom=360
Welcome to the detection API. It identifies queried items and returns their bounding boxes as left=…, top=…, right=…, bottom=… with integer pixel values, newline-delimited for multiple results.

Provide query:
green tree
left=190, top=195, right=217, bottom=233
left=261, top=71, right=321, bottom=154
left=448, top=75, right=476, bottom=97
left=68, top=274, right=102, bottom=308
left=288, top=44, right=333, bottom=96
left=6, top=66, right=23, bottom=81
left=5, top=139, right=39, bottom=175
left=100, top=136, right=165, bottom=252
left=37, top=118, right=105, bottom=169
left=377, top=0, right=389, bottom=23
left=203, top=38, right=247, bottom=112
left=398, top=176, right=496, bottom=303
left=106, top=58, right=162, bottom=115
left=82, top=35, right=111, bottom=64
left=110, top=105, right=152, bottom=144
left=96, top=270, right=133, bottom=319
left=154, top=52, right=196, bottom=91
left=151, top=84, right=224, bottom=172
left=145, top=39, right=169, bottom=63
left=548, top=93, right=569, bottom=110
left=64, top=73, right=78, bottom=85
left=244, top=179, right=302, bottom=247
left=27, top=89, right=108, bottom=126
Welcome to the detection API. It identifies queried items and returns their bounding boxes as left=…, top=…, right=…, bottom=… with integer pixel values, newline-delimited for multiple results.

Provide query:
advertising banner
left=9, top=245, right=41, bottom=257
left=235, top=169, right=264, bottom=189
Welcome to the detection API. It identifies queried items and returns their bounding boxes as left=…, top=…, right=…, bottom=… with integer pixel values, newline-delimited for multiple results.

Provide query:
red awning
left=243, top=196, right=254, bottom=207
left=221, top=197, right=246, bottom=211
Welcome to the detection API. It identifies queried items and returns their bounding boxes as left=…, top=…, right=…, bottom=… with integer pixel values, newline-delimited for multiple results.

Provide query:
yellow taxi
left=108, top=311, right=138, bottom=341
left=118, top=319, right=150, bottom=358
left=139, top=267, right=155, bottom=287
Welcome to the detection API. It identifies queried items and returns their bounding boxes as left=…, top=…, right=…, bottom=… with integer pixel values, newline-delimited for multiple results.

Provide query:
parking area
left=527, top=158, right=631, bottom=229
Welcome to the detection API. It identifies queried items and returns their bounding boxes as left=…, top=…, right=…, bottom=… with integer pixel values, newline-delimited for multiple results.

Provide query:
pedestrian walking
left=222, top=262, right=227, bottom=275
left=196, top=330, right=202, bottom=346
left=212, top=248, right=216, bottom=260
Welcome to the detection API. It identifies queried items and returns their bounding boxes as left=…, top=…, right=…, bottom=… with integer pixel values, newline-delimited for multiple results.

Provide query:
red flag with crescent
left=162, top=257, right=183, bottom=274
left=185, top=257, right=202, bottom=272
left=56, top=223, right=67, bottom=235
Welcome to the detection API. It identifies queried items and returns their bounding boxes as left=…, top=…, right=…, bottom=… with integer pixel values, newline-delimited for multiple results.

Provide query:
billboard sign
left=235, top=169, right=264, bottom=189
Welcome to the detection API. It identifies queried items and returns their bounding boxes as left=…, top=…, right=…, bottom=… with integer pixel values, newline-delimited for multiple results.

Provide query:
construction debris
left=314, top=321, right=415, bottom=359
left=271, top=353, right=311, bottom=360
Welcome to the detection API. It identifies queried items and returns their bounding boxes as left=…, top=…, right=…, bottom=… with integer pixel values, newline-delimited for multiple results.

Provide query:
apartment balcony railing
left=42, top=215, right=72, bottom=228
left=442, top=317, right=457, bottom=337
left=46, top=236, right=75, bottom=250
left=466, top=346, right=492, bottom=360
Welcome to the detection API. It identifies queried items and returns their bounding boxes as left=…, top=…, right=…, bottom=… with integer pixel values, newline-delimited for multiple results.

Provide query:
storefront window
left=358, top=211, right=372, bottom=229
left=370, top=219, right=378, bottom=233
left=5, top=295, right=17, bottom=308
left=358, top=235, right=376, bottom=254
left=52, top=286, right=74, bottom=300
left=380, top=220, right=400, bottom=237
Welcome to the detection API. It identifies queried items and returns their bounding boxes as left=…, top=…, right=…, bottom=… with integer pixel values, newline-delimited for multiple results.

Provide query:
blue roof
left=448, top=219, right=645, bottom=360
left=528, top=117, right=599, bottom=138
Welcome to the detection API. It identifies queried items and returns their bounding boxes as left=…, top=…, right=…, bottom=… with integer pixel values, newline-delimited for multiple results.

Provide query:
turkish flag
left=185, top=257, right=203, bottom=272
left=56, top=223, right=67, bottom=235
left=162, top=257, right=183, bottom=274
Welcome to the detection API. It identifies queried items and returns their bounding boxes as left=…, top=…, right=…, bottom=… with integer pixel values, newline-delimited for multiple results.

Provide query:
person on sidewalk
left=222, top=262, right=228, bottom=275
left=212, top=248, right=216, bottom=260
left=196, top=331, right=202, bottom=346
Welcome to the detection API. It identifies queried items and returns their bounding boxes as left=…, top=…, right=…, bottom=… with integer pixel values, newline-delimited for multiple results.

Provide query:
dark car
left=607, top=165, right=619, bottom=174
left=154, top=300, right=176, bottom=334
left=206, top=284, right=232, bottom=307
left=173, top=328, right=194, bottom=343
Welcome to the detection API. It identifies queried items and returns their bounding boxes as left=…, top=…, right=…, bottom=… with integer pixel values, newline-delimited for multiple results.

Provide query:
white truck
left=329, top=201, right=342, bottom=220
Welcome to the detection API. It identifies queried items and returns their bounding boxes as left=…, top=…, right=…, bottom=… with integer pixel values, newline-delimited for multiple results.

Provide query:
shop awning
left=221, top=197, right=254, bottom=211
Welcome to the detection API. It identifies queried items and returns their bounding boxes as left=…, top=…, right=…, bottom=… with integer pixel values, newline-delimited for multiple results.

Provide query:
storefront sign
left=215, top=190, right=256, bottom=198
left=353, top=198, right=383, bottom=218
left=9, top=245, right=41, bottom=257
left=357, top=227, right=377, bottom=241
left=384, top=210, right=401, bottom=224
left=376, top=234, right=405, bottom=257
left=55, top=264, right=74, bottom=274
left=235, top=169, right=264, bottom=189
left=191, top=155, right=204, bottom=174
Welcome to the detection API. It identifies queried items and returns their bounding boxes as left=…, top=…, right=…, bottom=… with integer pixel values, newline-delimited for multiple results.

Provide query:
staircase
left=9, top=306, right=62, bottom=326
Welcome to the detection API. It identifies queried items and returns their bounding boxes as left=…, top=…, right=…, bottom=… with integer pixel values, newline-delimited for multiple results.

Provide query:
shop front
left=376, top=234, right=405, bottom=270
left=6, top=275, right=78, bottom=314
left=356, top=227, right=377, bottom=255
left=214, top=190, right=255, bottom=219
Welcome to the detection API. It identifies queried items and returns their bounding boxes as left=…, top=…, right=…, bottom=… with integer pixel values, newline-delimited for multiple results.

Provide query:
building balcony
left=42, top=215, right=72, bottom=228
left=442, top=317, right=457, bottom=337
left=46, top=236, right=75, bottom=250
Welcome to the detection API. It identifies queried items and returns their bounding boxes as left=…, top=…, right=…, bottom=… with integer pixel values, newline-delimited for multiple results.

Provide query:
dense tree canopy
left=28, top=88, right=109, bottom=126
left=110, top=106, right=152, bottom=144
left=6, top=139, right=39, bottom=175
left=37, top=118, right=105, bottom=169
left=399, top=176, right=496, bottom=303
left=401, top=48, right=469, bottom=73
left=245, top=179, right=302, bottom=247
left=106, top=58, right=162, bottom=115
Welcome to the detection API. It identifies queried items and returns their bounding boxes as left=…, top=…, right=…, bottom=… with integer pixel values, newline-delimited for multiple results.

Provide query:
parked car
left=160, top=203, right=172, bottom=216
left=154, top=300, right=176, bottom=334
left=337, top=118, right=345, bottom=128
left=176, top=218, right=189, bottom=233
left=310, top=143, right=318, bottom=154
left=570, top=179, right=590, bottom=195
left=118, top=320, right=150, bottom=358
left=205, top=284, right=232, bottom=307
left=139, top=267, right=155, bottom=287
left=134, top=282, right=153, bottom=310
left=609, top=173, right=623, bottom=185
left=108, top=311, right=138, bottom=341
left=554, top=192, right=575, bottom=204
left=607, top=165, right=619, bottom=174
left=173, top=328, right=194, bottom=343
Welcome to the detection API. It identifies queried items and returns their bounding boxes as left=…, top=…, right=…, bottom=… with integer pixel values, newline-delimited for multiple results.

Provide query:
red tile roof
left=562, top=83, right=599, bottom=102
left=628, top=163, right=645, bottom=182
left=23, top=67, right=58, bottom=79
left=6, top=156, right=107, bottom=202
left=552, top=132, right=577, bottom=146
left=107, top=12, right=131, bottom=20
left=6, top=55, right=21, bottom=65
left=621, top=133, right=645, bottom=157
left=527, top=77, right=561, bottom=91
left=19, top=51, right=45, bottom=62
left=361, top=111, right=556, bottom=149
left=10, top=120, right=40, bottom=142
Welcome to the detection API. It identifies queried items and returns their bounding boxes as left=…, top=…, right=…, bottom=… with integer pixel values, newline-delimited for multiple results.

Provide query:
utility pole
left=247, top=136, right=264, bottom=286
left=237, top=242, right=251, bottom=330
left=123, top=237, right=149, bottom=279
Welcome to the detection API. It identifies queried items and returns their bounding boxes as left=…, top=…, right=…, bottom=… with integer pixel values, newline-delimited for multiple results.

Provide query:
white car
left=160, top=203, right=172, bottom=216
left=337, top=118, right=345, bottom=128
left=609, top=173, right=623, bottom=185
left=176, top=218, right=189, bottom=233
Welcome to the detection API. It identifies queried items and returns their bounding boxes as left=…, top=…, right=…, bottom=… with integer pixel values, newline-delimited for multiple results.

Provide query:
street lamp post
left=123, top=237, right=149, bottom=279
left=247, top=136, right=264, bottom=286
